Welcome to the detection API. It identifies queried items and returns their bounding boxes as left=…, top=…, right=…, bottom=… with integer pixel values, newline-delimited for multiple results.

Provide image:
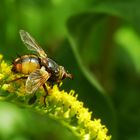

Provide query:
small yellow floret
left=1, top=84, right=10, bottom=90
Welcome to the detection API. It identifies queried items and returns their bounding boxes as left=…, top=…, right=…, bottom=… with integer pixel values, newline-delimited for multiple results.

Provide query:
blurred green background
left=0, top=0, right=140, bottom=140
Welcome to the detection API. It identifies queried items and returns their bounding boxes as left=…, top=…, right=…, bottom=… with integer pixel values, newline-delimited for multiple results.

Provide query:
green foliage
left=0, top=102, right=79, bottom=140
left=0, top=0, right=140, bottom=139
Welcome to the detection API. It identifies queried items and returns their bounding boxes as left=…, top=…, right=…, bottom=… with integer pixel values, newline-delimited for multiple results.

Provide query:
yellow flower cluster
left=0, top=55, right=11, bottom=80
left=0, top=55, right=12, bottom=91
left=0, top=54, right=26, bottom=97
left=0, top=54, right=111, bottom=140
left=44, top=85, right=111, bottom=140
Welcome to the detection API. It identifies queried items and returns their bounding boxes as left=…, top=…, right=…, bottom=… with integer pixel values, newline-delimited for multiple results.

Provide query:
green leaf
left=115, top=27, right=140, bottom=73
left=0, top=102, right=79, bottom=140
left=92, top=0, right=140, bottom=32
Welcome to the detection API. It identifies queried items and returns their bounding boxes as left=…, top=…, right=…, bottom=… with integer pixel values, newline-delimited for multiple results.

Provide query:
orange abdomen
left=12, top=55, right=40, bottom=75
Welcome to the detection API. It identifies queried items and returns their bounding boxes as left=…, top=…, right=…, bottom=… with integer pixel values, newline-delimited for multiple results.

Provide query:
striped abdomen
left=12, top=55, right=40, bottom=75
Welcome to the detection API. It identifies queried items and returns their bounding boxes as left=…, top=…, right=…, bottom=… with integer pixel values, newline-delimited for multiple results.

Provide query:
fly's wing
left=19, top=30, right=47, bottom=58
left=26, top=67, right=51, bottom=94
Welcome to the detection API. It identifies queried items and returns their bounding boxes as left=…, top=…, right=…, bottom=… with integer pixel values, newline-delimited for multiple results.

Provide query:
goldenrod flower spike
left=0, top=54, right=111, bottom=140
left=44, top=85, right=111, bottom=140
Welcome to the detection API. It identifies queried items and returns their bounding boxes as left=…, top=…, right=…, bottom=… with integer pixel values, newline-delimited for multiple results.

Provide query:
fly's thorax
left=45, top=58, right=60, bottom=75
left=41, top=58, right=60, bottom=82
left=12, top=55, right=40, bottom=75
left=40, top=57, right=48, bottom=68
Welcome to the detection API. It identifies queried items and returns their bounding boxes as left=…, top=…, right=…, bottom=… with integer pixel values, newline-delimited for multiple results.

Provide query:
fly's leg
left=41, top=84, right=48, bottom=106
left=7, top=76, right=27, bottom=83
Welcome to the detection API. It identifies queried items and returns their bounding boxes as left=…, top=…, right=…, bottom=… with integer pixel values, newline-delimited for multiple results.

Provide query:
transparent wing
left=26, top=67, right=50, bottom=94
left=19, top=29, right=47, bottom=58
